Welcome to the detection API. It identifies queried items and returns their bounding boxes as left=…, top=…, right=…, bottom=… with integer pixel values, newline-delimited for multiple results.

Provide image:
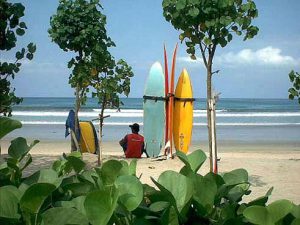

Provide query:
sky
left=3, top=0, right=300, bottom=98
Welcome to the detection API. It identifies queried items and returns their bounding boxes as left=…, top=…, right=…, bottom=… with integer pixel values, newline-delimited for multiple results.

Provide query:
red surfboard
left=168, top=44, right=178, bottom=156
left=164, top=45, right=169, bottom=145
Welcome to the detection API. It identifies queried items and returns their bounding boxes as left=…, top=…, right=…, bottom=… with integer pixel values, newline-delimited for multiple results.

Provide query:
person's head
left=129, top=123, right=139, bottom=133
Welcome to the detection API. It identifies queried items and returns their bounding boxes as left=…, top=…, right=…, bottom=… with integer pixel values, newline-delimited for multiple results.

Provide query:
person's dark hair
left=129, top=123, right=139, bottom=133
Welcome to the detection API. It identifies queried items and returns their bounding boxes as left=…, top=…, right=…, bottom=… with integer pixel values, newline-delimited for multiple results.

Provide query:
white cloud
left=177, top=46, right=300, bottom=68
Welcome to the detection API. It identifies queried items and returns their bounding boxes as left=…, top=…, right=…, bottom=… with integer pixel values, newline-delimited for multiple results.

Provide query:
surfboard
left=173, top=69, right=194, bottom=154
left=79, top=121, right=98, bottom=154
left=143, top=62, right=165, bottom=157
left=168, top=44, right=178, bottom=156
left=163, top=45, right=169, bottom=145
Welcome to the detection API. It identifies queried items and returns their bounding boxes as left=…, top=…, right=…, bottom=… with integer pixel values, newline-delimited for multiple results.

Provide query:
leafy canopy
left=288, top=70, right=300, bottom=104
left=162, top=0, right=259, bottom=62
left=0, top=0, right=36, bottom=116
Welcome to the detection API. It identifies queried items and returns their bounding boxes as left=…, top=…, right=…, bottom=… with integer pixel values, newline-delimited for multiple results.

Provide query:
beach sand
left=1, top=140, right=300, bottom=204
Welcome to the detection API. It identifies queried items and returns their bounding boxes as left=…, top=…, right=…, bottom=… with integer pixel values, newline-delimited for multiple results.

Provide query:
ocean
left=5, top=97, right=300, bottom=144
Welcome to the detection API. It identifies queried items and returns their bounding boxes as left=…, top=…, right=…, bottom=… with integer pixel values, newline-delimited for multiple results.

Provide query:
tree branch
left=199, top=42, right=208, bottom=68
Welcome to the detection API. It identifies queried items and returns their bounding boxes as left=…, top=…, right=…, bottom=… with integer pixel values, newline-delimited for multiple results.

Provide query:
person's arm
left=142, top=142, right=149, bottom=158
left=119, top=135, right=127, bottom=152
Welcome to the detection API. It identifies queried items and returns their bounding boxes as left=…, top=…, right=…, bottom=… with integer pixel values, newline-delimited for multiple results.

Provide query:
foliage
left=288, top=70, right=300, bottom=104
left=1, top=119, right=299, bottom=225
left=162, top=0, right=259, bottom=172
left=49, top=0, right=134, bottom=153
left=0, top=0, right=36, bottom=116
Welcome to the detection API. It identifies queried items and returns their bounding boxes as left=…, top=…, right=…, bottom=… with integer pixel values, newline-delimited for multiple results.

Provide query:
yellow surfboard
left=79, top=121, right=98, bottom=154
left=173, top=69, right=194, bottom=154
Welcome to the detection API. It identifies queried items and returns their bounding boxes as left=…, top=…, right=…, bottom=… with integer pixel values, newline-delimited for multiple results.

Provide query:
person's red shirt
left=122, top=133, right=144, bottom=158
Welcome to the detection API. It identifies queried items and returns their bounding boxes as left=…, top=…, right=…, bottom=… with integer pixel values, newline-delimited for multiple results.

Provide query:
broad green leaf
left=116, top=175, right=143, bottom=211
left=176, top=0, right=186, bottom=10
left=247, top=187, right=273, bottom=207
left=187, top=149, right=206, bottom=172
left=19, top=169, right=61, bottom=193
left=66, top=155, right=85, bottom=173
left=161, top=206, right=179, bottom=225
left=188, top=7, right=199, bottom=17
left=119, top=160, right=129, bottom=175
left=20, top=183, right=56, bottom=214
left=222, top=168, right=248, bottom=185
left=99, top=160, right=123, bottom=185
left=8, top=137, right=39, bottom=160
left=243, top=206, right=273, bottom=225
left=129, top=159, right=137, bottom=176
left=85, top=187, right=118, bottom=225
left=267, top=199, right=293, bottom=223
left=149, top=201, right=170, bottom=212
left=226, top=183, right=250, bottom=202
left=291, top=204, right=300, bottom=218
left=0, top=117, right=22, bottom=139
left=292, top=218, right=300, bottom=225
left=0, top=186, right=20, bottom=219
left=42, top=207, right=89, bottom=225
left=192, top=175, right=217, bottom=215
left=157, top=170, right=193, bottom=214
left=62, top=182, right=94, bottom=197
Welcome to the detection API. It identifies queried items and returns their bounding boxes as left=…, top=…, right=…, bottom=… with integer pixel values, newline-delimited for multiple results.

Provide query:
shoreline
left=1, top=139, right=300, bottom=155
left=1, top=139, right=300, bottom=203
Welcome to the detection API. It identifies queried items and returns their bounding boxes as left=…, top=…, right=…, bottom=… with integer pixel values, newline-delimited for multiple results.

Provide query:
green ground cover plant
left=0, top=117, right=299, bottom=225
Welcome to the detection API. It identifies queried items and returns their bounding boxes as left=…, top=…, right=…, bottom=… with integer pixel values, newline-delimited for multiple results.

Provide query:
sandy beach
left=1, top=139, right=299, bottom=204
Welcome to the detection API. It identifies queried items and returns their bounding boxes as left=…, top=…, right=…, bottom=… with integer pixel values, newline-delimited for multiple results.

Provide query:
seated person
left=119, top=123, right=149, bottom=158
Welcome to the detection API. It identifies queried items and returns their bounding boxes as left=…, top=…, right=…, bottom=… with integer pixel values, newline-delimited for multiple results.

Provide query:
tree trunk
left=212, top=98, right=218, bottom=173
left=206, top=66, right=213, bottom=172
left=98, top=98, right=106, bottom=166
left=72, top=84, right=81, bottom=152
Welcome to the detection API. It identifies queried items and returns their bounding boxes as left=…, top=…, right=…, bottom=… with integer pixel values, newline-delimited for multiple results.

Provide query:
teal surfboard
left=143, top=62, right=165, bottom=157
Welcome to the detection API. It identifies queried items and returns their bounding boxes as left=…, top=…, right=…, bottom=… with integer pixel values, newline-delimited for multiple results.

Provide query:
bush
left=0, top=116, right=299, bottom=225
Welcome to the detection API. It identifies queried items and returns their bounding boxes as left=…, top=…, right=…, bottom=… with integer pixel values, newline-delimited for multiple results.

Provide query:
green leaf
left=19, top=22, right=27, bottom=29
left=129, top=159, right=137, bottom=176
left=0, top=186, right=21, bottom=220
left=288, top=88, right=298, bottom=97
left=188, top=7, right=199, bottom=17
left=176, top=0, right=186, bottom=10
left=243, top=206, right=273, bottom=225
left=157, top=170, right=193, bottom=214
left=192, top=175, right=217, bottom=215
left=20, top=183, right=56, bottom=214
left=16, top=28, right=25, bottom=36
left=291, top=218, right=300, bottom=225
left=42, top=207, right=89, bottom=225
left=222, top=168, right=248, bottom=185
left=99, top=160, right=123, bottom=185
left=8, top=137, right=39, bottom=160
left=0, top=117, right=22, bottom=139
left=177, top=149, right=206, bottom=173
left=291, top=204, right=300, bottom=218
left=19, top=168, right=61, bottom=193
left=204, top=37, right=212, bottom=45
left=116, top=175, right=143, bottom=211
left=149, top=201, right=170, bottom=212
left=26, top=53, right=33, bottom=60
left=289, top=70, right=295, bottom=82
left=267, top=199, right=293, bottom=223
left=161, top=206, right=179, bottom=225
left=85, top=187, right=118, bottom=225
left=66, top=156, right=86, bottom=173
left=27, top=43, right=36, bottom=53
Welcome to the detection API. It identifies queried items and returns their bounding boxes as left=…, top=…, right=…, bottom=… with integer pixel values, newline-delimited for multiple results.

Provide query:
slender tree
left=288, top=70, right=300, bottom=104
left=48, top=0, right=115, bottom=150
left=162, top=0, right=259, bottom=171
left=0, top=0, right=36, bottom=116
left=90, top=51, right=133, bottom=164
